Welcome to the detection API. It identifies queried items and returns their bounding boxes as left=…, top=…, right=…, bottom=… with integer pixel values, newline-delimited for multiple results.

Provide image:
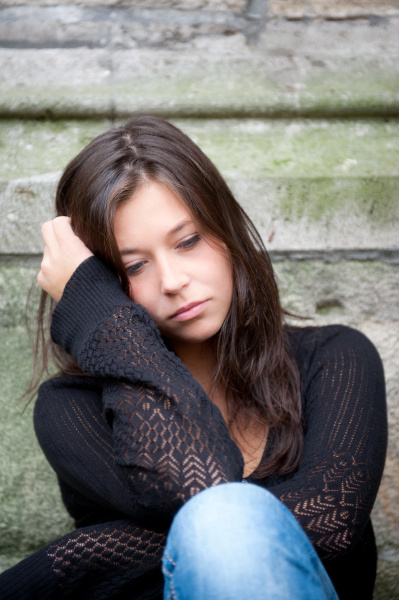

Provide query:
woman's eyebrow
left=119, top=219, right=194, bottom=256
left=168, top=219, right=193, bottom=236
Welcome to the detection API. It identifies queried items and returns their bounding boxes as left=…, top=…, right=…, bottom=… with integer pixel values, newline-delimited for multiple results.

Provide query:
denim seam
left=162, top=550, right=179, bottom=600
left=163, top=550, right=177, bottom=567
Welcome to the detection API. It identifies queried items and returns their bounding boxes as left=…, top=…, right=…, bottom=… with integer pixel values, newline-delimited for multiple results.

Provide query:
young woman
left=0, top=116, right=387, bottom=600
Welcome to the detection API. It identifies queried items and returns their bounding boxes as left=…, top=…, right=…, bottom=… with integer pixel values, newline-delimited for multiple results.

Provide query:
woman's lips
left=170, top=300, right=209, bottom=322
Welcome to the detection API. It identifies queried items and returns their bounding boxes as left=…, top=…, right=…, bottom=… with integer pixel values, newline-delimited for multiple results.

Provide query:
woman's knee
left=167, top=482, right=297, bottom=556
left=162, top=483, right=338, bottom=600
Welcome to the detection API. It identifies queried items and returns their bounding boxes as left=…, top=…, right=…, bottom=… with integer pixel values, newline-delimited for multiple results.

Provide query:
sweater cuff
left=51, top=256, right=133, bottom=360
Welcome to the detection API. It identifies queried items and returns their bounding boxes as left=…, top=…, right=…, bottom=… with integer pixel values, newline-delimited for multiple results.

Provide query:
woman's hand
left=38, top=217, right=93, bottom=302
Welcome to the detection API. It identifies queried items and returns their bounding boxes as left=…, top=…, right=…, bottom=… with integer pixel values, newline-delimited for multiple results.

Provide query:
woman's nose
left=159, top=256, right=190, bottom=295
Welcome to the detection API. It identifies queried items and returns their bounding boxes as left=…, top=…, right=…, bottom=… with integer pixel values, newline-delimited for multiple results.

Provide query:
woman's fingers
left=38, top=217, right=93, bottom=301
left=41, top=217, right=74, bottom=252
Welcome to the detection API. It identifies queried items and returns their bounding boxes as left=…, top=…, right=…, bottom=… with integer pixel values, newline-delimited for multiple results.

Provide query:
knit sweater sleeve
left=50, top=256, right=244, bottom=520
left=262, top=326, right=387, bottom=562
left=0, top=378, right=167, bottom=600
left=0, top=518, right=165, bottom=600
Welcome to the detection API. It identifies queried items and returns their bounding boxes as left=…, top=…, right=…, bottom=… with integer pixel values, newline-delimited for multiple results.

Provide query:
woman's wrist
left=50, top=256, right=130, bottom=360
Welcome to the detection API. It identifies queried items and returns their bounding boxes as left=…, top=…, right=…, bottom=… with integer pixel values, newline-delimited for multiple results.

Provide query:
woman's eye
left=126, top=261, right=145, bottom=276
left=178, top=235, right=201, bottom=250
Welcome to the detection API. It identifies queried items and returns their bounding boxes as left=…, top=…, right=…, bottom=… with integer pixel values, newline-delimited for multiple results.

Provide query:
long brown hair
left=33, top=115, right=303, bottom=478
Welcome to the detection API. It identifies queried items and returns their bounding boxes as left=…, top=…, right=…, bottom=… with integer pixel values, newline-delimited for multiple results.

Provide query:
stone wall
left=0, top=2, right=398, bottom=597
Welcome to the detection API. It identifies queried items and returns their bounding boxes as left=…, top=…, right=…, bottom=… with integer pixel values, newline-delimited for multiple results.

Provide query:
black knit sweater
left=0, top=257, right=387, bottom=599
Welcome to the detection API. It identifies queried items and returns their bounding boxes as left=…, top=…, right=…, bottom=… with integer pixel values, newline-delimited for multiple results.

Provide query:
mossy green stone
left=0, top=119, right=110, bottom=180
left=276, top=177, right=399, bottom=224
left=0, top=327, right=72, bottom=573
left=1, top=117, right=399, bottom=181
left=2, top=59, right=398, bottom=118
left=0, top=262, right=39, bottom=327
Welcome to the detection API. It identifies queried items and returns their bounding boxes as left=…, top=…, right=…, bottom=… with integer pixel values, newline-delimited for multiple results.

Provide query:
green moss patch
left=0, top=328, right=72, bottom=573
left=276, top=176, right=399, bottom=224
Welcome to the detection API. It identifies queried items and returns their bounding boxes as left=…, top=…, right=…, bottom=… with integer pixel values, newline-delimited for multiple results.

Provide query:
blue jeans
left=162, top=482, right=339, bottom=600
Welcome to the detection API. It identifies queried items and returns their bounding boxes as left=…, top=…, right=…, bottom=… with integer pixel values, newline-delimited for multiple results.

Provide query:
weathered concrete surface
left=2, top=4, right=398, bottom=52
left=0, top=18, right=398, bottom=118
left=2, top=118, right=398, bottom=180
left=269, top=0, right=399, bottom=18
left=374, top=558, right=399, bottom=600
left=1, top=0, right=398, bottom=17
left=0, top=6, right=249, bottom=49
left=1, top=118, right=398, bottom=253
left=0, top=326, right=73, bottom=572
left=0, top=0, right=247, bottom=9
left=3, top=173, right=398, bottom=253
left=0, top=120, right=111, bottom=179
left=3, top=48, right=398, bottom=118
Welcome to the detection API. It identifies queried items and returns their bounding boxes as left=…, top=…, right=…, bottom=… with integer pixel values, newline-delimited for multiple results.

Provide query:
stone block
left=0, top=6, right=246, bottom=50
left=269, top=0, right=309, bottom=19
left=2, top=117, right=398, bottom=181
left=258, top=17, right=399, bottom=56
left=0, top=0, right=247, bottom=10
left=374, top=560, right=399, bottom=600
left=109, top=43, right=399, bottom=118
left=274, top=261, right=399, bottom=326
left=0, top=119, right=110, bottom=180
left=0, top=49, right=113, bottom=117
left=1, top=118, right=398, bottom=254
left=0, top=327, right=73, bottom=572
left=1, top=17, right=398, bottom=118
left=0, top=174, right=59, bottom=254
left=311, top=0, right=399, bottom=18
left=2, top=172, right=398, bottom=254
left=0, top=260, right=40, bottom=328
left=269, top=0, right=399, bottom=18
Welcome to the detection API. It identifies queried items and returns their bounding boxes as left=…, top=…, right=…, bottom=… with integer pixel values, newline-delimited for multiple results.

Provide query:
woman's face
left=113, top=181, right=233, bottom=355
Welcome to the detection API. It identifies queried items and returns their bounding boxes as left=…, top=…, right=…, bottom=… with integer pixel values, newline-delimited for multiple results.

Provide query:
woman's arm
left=0, top=518, right=165, bottom=600
left=46, top=255, right=243, bottom=520
left=0, top=376, right=170, bottom=600
left=263, top=326, right=387, bottom=562
left=34, top=376, right=137, bottom=520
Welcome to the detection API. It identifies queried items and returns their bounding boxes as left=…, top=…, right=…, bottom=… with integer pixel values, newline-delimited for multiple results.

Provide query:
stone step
left=2, top=5, right=398, bottom=52
left=1, top=118, right=398, bottom=253
left=3, top=118, right=399, bottom=180
left=0, top=18, right=398, bottom=118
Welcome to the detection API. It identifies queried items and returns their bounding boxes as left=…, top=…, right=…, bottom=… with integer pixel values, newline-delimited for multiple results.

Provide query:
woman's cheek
left=129, top=281, right=155, bottom=316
